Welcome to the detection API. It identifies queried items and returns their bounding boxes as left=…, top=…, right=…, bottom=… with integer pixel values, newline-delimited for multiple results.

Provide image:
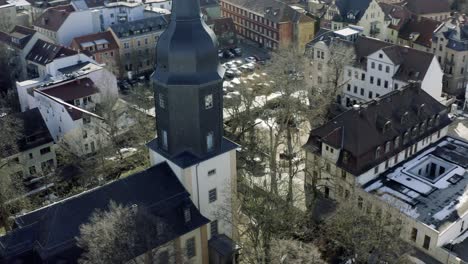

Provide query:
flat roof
left=334, top=28, right=361, bottom=37
left=364, top=137, right=468, bottom=231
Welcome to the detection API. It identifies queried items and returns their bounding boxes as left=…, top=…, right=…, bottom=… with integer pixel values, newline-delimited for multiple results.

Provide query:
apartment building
left=341, top=36, right=443, bottom=107
left=0, top=108, right=56, bottom=180
left=400, top=0, right=451, bottom=21
left=0, top=0, right=18, bottom=31
left=305, top=26, right=362, bottom=94
left=220, top=0, right=316, bottom=51
left=24, top=39, right=78, bottom=79
left=304, top=83, right=467, bottom=263
left=322, top=0, right=372, bottom=30
left=432, top=14, right=468, bottom=96
left=33, top=4, right=101, bottom=46
left=397, top=17, right=441, bottom=53
left=109, top=16, right=168, bottom=79
left=71, top=30, right=120, bottom=76
left=0, top=26, right=52, bottom=81
left=16, top=40, right=119, bottom=156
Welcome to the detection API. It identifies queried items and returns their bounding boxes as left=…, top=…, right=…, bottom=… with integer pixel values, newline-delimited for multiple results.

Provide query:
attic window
left=375, top=147, right=382, bottom=159
left=394, top=136, right=400, bottom=148
left=385, top=142, right=391, bottom=153
left=379, top=53, right=383, bottom=58
left=435, top=114, right=440, bottom=126
left=403, top=131, right=410, bottom=145
left=383, top=121, right=392, bottom=133
left=418, top=104, right=425, bottom=116
left=401, top=112, right=409, bottom=125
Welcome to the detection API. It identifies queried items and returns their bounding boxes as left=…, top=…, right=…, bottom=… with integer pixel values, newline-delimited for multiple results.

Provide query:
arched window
left=375, top=146, right=382, bottom=159
left=385, top=142, right=391, bottom=153
left=394, top=136, right=400, bottom=148
left=403, top=131, right=410, bottom=144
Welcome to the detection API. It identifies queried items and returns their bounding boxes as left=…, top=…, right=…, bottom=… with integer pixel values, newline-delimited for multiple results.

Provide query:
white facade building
left=342, top=37, right=443, bottom=107
left=16, top=41, right=119, bottom=156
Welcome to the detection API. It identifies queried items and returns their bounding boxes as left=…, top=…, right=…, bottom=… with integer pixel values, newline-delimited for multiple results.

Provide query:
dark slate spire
left=172, top=0, right=201, bottom=21
left=152, top=0, right=224, bottom=159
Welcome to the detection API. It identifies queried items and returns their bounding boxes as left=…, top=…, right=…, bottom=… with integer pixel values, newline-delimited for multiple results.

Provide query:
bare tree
left=0, top=109, right=29, bottom=231
left=319, top=201, right=411, bottom=264
left=270, top=239, right=324, bottom=264
left=77, top=201, right=182, bottom=264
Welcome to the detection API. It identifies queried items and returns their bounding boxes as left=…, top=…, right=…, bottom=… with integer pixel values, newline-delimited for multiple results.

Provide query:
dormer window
left=403, top=131, right=410, bottom=145
left=375, top=146, right=382, bottom=159
left=394, top=136, right=400, bottom=148
left=385, top=142, right=391, bottom=153
left=401, top=112, right=409, bottom=125
left=412, top=127, right=418, bottom=138
left=435, top=114, right=440, bottom=126
left=420, top=121, right=426, bottom=134
left=418, top=104, right=425, bottom=116
left=383, top=121, right=392, bottom=133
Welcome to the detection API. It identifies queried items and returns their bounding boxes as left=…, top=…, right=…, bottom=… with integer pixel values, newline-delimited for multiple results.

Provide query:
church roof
left=0, top=162, right=209, bottom=262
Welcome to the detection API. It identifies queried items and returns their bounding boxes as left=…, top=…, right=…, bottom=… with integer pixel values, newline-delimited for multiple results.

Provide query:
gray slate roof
left=109, top=16, right=168, bottom=39
left=305, top=83, right=451, bottom=176
left=0, top=162, right=209, bottom=263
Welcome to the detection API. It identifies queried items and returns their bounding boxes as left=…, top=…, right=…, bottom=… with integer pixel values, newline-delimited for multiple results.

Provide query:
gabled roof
left=222, top=0, right=300, bottom=23
left=26, top=39, right=77, bottom=65
left=399, top=17, right=441, bottom=48
left=0, top=162, right=209, bottom=262
left=0, top=26, right=36, bottom=50
left=378, top=2, right=412, bottom=31
left=400, top=0, right=451, bottom=15
left=305, top=84, right=451, bottom=176
left=0, top=108, right=53, bottom=158
left=354, top=36, right=435, bottom=82
left=41, top=78, right=99, bottom=102
left=71, top=30, right=119, bottom=53
left=33, top=4, right=75, bottom=32
left=333, top=0, right=372, bottom=23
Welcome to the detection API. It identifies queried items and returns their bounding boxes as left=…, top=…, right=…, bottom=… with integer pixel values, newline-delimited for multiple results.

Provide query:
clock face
left=205, top=94, right=213, bottom=109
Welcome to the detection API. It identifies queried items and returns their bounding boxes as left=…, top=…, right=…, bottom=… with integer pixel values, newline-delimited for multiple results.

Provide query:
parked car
left=225, top=70, right=235, bottom=79
left=224, top=50, right=235, bottom=59
left=233, top=69, right=242, bottom=77
left=245, top=56, right=257, bottom=63
left=232, top=47, right=242, bottom=56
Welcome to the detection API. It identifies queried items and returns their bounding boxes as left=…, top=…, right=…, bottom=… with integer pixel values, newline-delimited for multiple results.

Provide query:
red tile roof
left=41, top=78, right=99, bottom=102
left=71, top=31, right=119, bottom=54
left=401, top=0, right=451, bottom=15
left=399, top=17, right=441, bottom=48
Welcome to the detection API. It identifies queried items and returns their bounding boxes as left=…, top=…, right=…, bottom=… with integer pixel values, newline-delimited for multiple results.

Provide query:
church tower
left=149, top=0, right=238, bottom=246
left=152, top=0, right=224, bottom=158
